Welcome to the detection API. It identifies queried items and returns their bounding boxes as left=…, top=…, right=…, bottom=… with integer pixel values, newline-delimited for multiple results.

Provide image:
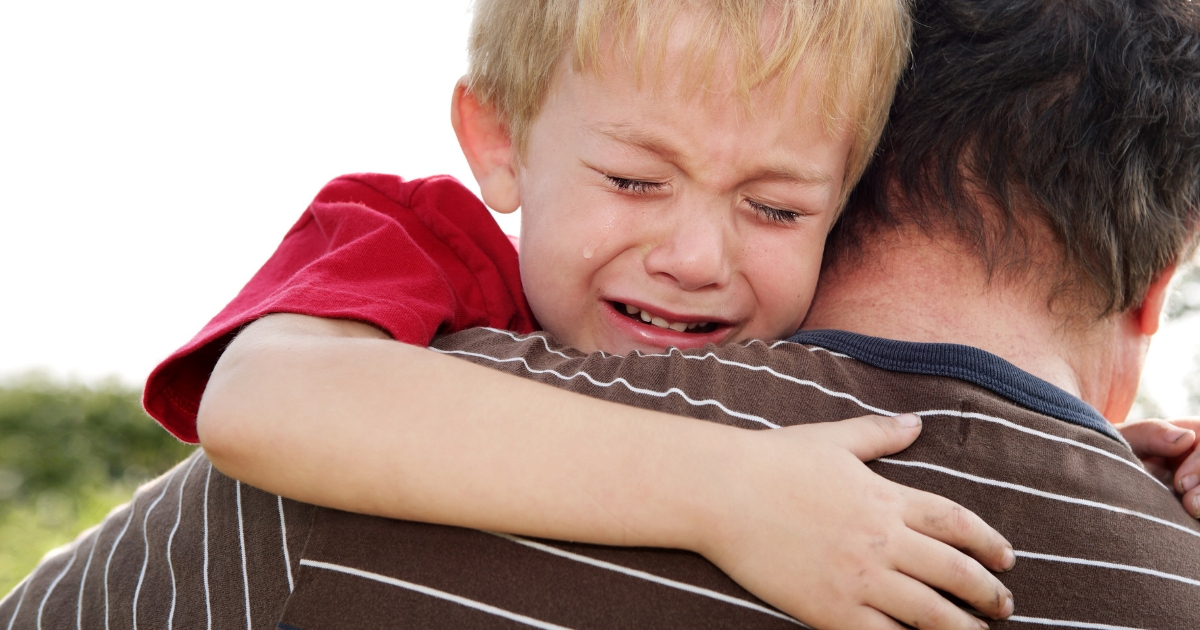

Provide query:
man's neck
left=803, top=229, right=1123, bottom=415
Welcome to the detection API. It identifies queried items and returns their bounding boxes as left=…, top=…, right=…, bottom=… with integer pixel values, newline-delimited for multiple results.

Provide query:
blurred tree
left=1128, top=390, right=1166, bottom=422
left=1167, top=264, right=1200, bottom=321
left=1132, top=264, right=1200, bottom=420
left=1187, top=356, right=1200, bottom=416
left=1172, top=264, right=1200, bottom=416
left=0, top=373, right=193, bottom=504
left=0, top=374, right=194, bottom=595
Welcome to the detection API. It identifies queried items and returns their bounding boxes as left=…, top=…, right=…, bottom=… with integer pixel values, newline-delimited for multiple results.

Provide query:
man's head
left=451, top=0, right=910, bottom=354
left=817, top=0, right=1200, bottom=421
left=830, top=0, right=1200, bottom=321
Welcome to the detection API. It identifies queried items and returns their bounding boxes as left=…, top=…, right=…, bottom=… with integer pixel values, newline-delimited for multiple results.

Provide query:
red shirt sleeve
left=143, top=173, right=538, bottom=443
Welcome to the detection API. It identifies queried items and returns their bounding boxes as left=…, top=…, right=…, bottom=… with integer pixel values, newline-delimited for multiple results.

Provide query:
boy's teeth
left=619, top=302, right=709, bottom=332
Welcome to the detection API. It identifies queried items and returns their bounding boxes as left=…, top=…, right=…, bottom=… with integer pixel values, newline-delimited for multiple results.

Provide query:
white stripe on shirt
left=202, top=462, right=212, bottom=630
left=431, top=348, right=781, bottom=429
left=132, top=472, right=174, bottom=630
left=236, top=481, right=252, bottom=630
left=76, top=525, right=102, bottom=630
left=103, top=500, right=137, bottom=630
left=278, top=496, right=294, bottom=593
left=37, top=544, right=80, bottom=630
left=1005, top=615, right=1145, bottom=629
left=5, top=578, right=29, bottom=630
left=298, top=559, right=574, bottom=630
left=878, top=458, right=1200, bottom=540
left=167, top=455, right=202, bottom=630
left=490, top=532, right=805, bottom=626
left=1015, top=550, right=1200, bottom=588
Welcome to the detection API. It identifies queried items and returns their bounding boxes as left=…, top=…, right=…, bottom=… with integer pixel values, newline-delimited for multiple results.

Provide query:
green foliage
left=0, top=485, right=140, bottom=596
left=0, top=374, right=195, bottom=595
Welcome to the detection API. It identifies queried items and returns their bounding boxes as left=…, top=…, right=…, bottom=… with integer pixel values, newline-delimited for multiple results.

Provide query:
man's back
left=8, top=327, right=1197, bottom=628
left=422, top=328, right=1200, bottom=628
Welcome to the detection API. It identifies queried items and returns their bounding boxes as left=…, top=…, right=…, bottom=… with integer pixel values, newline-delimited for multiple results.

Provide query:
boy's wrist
left=652, top=423, right=754, bottom=557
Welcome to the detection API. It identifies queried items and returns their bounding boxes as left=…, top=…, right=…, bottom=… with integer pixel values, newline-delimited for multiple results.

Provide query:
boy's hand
left=1115, top=417, right=1200, bottom=518
left=698, top=414, right=1013, bottom=630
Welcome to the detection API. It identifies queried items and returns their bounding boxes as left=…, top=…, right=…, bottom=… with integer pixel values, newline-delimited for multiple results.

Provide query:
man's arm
left=199, top=313, right=1015, bottom=630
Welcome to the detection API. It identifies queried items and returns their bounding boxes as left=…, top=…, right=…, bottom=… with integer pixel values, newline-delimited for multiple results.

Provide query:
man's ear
left=451, top=79, right=521, bottom=213
left=1136, top=264, right=1177, bottom=336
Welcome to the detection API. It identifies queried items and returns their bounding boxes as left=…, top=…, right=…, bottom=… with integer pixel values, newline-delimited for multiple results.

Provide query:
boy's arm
left=1116, top=417, right=1200, bottom=517
left=199, top=313, right=1015, bottom=630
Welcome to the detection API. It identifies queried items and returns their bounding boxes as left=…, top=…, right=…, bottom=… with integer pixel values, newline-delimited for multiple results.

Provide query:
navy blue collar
left=788, top=329, right=1124, bottom=442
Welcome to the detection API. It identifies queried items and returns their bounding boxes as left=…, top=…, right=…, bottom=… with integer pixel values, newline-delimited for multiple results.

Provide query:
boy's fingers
left=1163, top=417, right=1200, bottom=433
left=1142, top=457, right=1176, bottom=488
left=825, top=607, right=907, bottom=630
left=866, top=572, right=993, bottom=630
left=903, top=490, right=1015, bottom=572
left=1115, top=419, right=1196, bottom=459
left=815, top=413, right=923, bottom=461
left=1184, top=486, right=1200, bottom=519
left=894, top=532, right=1014, bottom=621
left=1175, top=446, right=1200, bottom=495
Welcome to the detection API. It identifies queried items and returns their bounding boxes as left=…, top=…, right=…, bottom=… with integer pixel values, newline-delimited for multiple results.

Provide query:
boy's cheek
left=518, top=251, right=597, bottom=349
left=741, top=244, right=824, bottom=339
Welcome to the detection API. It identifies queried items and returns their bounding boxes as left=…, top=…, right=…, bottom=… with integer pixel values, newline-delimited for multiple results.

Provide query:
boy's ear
left=451, top=79, right=521, bottom=214
left=1136, top=264, right=1177, bottom=336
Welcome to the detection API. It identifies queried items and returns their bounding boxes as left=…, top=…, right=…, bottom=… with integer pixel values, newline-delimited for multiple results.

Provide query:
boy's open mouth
left=610, top=301, right=721, bottom=334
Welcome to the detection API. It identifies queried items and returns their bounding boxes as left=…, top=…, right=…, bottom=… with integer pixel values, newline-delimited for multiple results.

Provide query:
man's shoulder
left=431, top=327, right=1133, bottom=468
left=0, top=451, right=316, bottom=629
left=430, top=327, right=1200, bottom=628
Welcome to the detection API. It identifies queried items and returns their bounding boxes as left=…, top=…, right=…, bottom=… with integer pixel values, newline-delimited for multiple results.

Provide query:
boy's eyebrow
left=588, top=123, right=834, bottom=186
left=749, top=166, right=834, bottom=186
left=589, top=123, right=683, bottom=163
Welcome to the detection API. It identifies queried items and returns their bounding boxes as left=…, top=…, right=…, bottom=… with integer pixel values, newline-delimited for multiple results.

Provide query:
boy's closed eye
left=605, top=174, right=806, bottom=226
left=605, top=174, right=667, bottom=195
left=745, top=198, right=802, bottom=225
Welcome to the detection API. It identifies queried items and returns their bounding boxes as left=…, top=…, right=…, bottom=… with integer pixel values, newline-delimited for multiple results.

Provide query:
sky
left=1, top=0, right=1196, bottom=417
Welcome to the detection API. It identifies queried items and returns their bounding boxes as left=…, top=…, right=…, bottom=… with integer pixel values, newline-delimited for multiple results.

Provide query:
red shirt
left=143, top=174, right=538, bottom=443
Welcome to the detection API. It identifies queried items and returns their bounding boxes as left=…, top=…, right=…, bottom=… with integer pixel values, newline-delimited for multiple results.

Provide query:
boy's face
left=513, top=41, right=852, bottom=355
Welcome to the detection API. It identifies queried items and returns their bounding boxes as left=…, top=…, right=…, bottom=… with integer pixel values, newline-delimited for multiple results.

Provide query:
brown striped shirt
left=4, top=327, right=1197, bottom=629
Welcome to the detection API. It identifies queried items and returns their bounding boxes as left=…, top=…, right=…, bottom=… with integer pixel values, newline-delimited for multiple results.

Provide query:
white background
left=0, top=0, right=1195, bottom=417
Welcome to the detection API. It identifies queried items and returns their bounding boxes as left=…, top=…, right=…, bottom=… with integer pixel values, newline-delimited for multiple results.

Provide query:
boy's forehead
left=575, top=5, right=818, bottom=109
left=530, top=46, right=852, bottom=197
left=553, top=24, right=837, bottom=143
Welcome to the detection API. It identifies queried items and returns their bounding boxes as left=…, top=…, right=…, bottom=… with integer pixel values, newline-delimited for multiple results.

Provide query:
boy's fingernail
left=895, top=413, right=921, bottom=428
left=977, top=619, right=990, bottom=629
left=1000, top=591, right=1015, bottom=618
left=1165, top=427, right=1191, bottom=443
left=1180, top=474, right=1200, bottom=493
left=1001, top=547, right=1016, bottom=571
left=1191, top=494, right=1200, bottom=519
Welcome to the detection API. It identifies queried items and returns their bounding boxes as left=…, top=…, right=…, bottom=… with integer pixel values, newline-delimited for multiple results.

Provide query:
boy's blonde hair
left=466, top=0, right=911, bottom=199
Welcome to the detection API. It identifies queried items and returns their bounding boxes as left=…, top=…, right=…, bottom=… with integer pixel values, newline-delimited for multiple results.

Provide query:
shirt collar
left=787, top=329, right=1125, bottom=443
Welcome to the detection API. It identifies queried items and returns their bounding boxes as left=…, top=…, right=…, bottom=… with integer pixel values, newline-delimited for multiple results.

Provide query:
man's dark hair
left=831, top=0, right=1200, bottom=316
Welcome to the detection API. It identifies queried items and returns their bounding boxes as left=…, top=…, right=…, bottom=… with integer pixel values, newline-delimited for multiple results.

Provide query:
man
left=4, top=0, right=1198, bottom=628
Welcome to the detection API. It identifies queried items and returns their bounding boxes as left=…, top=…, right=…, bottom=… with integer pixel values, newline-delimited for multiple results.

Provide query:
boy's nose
left=642, top=214, right=732, bottom=291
